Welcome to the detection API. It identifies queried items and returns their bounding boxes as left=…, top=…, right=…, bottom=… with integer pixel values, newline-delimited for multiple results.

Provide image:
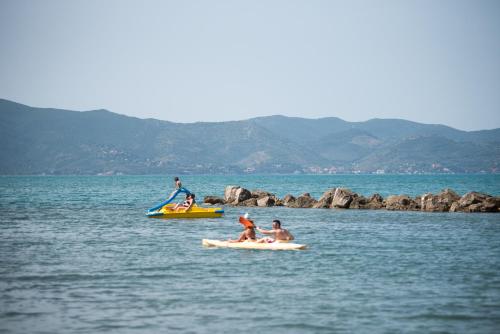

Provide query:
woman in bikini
left=228, top=226, right=257, bottom=243
left=228, top=214, right=257, bottom=242
left=172, top=193, right=195, bottom=212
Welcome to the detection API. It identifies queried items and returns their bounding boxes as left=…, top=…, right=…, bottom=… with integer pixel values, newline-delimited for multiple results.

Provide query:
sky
left=1, top=0, right=499, bottom=130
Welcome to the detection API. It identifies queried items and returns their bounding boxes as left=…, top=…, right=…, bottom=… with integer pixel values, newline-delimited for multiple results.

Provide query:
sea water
left=0, top=175, right=499, bottom=333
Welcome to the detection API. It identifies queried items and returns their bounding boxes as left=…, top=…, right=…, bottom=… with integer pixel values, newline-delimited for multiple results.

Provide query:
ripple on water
left=1, top=175, right=500, bottom=333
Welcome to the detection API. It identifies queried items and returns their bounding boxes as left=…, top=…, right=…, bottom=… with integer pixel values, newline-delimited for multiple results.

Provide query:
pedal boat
left=146, top=187, right=224, bottom=219
left=147, top=204, right=224, bottom=219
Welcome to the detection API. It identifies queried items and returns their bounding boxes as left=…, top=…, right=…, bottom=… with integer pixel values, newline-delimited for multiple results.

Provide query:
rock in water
left=482, top=197, right=500, bottom=212
left=313, top=189, right=336, bottom=208
left=240, top=198, right=258, bottom=207
left=274, top=198, right=284, bottom=206
left=224, top=186, right=239, bottom=203
left=349, top=196, right=368, bottom=209
left=364, top=193, right=385, bottom=209
left=450, top=192, right=499, bottom=212
left=458, top=192, right=489, bottom=207
left=224, top=186, right=252, bottom=205
left=282, top=194, right=296, bottom=207
left=251, top=189, right=273, bottom=199
left=257, top=196, right=276, bottom=207
left=370, top=193, right=384, bottom=203
left=421, top=193, right=439, bottom=211
left=203, top=196, right=225, bottom=205
left=215, top=186, right=497, bottom=213
left=331, top=188, right=356, bottom=209
left=385, top=195, right=419, bottom=211
left=289, top=193, right=317, bottom=208
left=421, top=189, right=460, bottom=212
left=439, top=188, right=461, bottom=203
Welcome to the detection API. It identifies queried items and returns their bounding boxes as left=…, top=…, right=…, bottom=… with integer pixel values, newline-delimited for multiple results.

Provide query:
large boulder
left=370, top=193, right=384, bottom=203
left=439, top=188, right=461, bottom=203
left=313, top=189, right=336, bottom=208
left=257, top=196, right=276, bottom=207
left=224, top=186, right=252, bottom=205
left=203, top=196, right=225, bottom=205
left=348, top=193, right=385, bottom=210
left=331, top=188, right=356, bottom=209
left=450, top=193, right=499, bottom=212
left=466, top=203, right=483, bottom=212
left=289, top=193, right=317, bottom=208
left=349, top=196, right=368, bottom=209
left=449, top=202, right=459, bottom=212
left=458, top=192, right=490, bottom=207
left=251, top=189, right=273, bottom=199
left=224, top=185, right=239, bottom=203
left=364, top=193, right=385, bottom=209
left=385, top=195, right=419, bottom=211
left=282, top=194, right=296, bottom=207
left=421, top=189, right=459, bottom=212
left=240, top=198, right=258, bottom=207
left=421, top=193, right=440, bottom=211
left=274, top=198, right=284, bottom=206
left=483, top=197, right=500, bottom=212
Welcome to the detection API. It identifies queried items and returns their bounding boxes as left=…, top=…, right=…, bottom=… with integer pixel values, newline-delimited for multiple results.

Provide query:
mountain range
left=1, top=99, right=499, bottom=174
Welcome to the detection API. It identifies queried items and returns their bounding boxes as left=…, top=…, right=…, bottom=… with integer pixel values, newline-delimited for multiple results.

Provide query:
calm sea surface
left=1, top=175, right=500, bottom=333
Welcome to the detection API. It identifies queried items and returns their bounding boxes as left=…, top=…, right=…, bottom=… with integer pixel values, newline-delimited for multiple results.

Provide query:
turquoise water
left=1, top=175, right=500, bottom=333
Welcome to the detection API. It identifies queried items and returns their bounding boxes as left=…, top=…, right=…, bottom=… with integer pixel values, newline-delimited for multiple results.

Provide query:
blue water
left=1, top=175, right=500, bottom=333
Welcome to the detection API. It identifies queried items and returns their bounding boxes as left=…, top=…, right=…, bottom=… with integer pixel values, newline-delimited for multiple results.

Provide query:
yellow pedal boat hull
left=202, top=239, right=307, bottom=250
left=147, top=204, right=224, bottom=219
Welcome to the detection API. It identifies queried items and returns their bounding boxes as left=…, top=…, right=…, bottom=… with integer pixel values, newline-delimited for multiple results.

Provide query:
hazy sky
left=1, top=0, right=499, bottom=130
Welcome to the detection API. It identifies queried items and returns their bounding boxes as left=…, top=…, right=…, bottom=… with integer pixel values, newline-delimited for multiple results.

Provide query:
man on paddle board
left=256, top=220, right=294, bottom=243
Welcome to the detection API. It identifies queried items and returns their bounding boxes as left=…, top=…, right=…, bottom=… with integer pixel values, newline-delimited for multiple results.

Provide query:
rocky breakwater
left=203, top=186, right=500, bottom=213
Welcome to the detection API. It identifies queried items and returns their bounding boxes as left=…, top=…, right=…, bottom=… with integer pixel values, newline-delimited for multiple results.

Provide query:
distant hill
left=1, top=99, right=499, bottom=174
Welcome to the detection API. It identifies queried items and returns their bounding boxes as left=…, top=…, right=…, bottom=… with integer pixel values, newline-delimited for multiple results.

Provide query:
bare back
left=239, top=228, right=256, bottom=241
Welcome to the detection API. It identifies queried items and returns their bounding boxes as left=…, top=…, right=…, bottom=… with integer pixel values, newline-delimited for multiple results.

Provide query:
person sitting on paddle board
left=172, top=193, right=195, bottom=212
left=256, top=219, right=294, bottom=243
left=228, top=213, right=257, bottom=242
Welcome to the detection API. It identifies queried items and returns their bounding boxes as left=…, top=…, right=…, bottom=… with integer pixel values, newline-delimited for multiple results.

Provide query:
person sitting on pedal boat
left=172, top=193, right=195, bottom=212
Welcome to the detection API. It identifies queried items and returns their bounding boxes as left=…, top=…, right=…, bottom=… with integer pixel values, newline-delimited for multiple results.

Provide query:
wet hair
left=190, top=193, right=195, bottom=199
left=174, top=177, right=179, bottom=181
left=272, top=219, right=281, bottom=227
